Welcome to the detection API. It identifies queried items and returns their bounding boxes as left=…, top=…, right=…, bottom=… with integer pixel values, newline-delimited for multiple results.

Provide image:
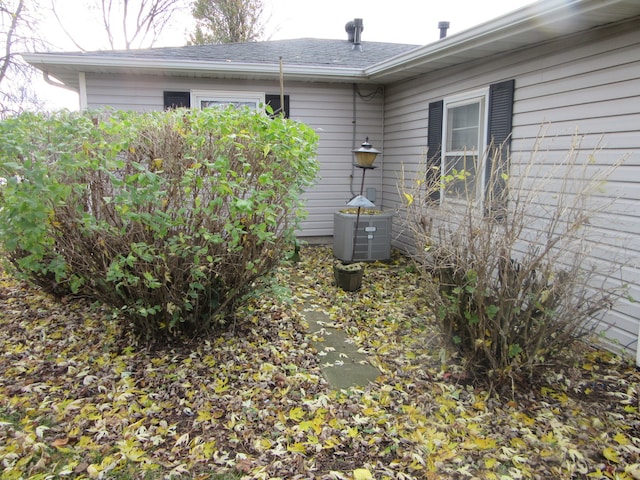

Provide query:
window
left=163, top=91, right=290, bottom=117
left=164, top=91, right=190, bottom=109
left=190, top=90, right=265, bottom=110
left=427, top=79, right=515, bottom=211
left=442, top=90, right=488, bottom=202
left=265, top=94, right=290, bottom=118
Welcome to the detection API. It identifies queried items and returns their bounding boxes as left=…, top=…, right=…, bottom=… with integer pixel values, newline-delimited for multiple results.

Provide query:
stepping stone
left=302, top=308, right=380, bottom=390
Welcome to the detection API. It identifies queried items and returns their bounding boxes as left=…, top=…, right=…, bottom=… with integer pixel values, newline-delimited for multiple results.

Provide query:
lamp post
left=334, top=137, right=381, bottom=291
left=349, top=137, right=380, bottom=262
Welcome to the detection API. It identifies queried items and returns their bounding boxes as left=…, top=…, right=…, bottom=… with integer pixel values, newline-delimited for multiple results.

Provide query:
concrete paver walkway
left=301, top=307, right=380, bottom=390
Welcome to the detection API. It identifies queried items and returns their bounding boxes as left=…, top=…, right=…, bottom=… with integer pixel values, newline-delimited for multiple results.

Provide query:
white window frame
left=441, top=88, right=489, bottom=205
left=190, top=90, right=265, bottom=110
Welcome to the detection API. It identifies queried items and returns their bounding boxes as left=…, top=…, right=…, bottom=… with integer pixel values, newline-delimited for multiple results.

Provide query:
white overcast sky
left=266, top=0, right=536, bottom=44
left=40, top=0, right=537, bottom=109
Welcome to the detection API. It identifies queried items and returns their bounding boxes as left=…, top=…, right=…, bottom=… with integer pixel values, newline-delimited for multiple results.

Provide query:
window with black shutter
left=265, top=94, right=290, bottom=118
left=485, top=80, right=515, bottom=214
left=163, top=91, right=190, bottom=110
left=427, top=79, right=514, bottom=207
left=427, top=100, right=443, bottom=201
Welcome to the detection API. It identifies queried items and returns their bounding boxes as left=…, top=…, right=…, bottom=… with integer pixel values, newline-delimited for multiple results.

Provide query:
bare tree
left=52, top=0, right=187, bottom=51
left=189, top=0, right=265, bottom=44
left=0, top=0, right=46, bottom=117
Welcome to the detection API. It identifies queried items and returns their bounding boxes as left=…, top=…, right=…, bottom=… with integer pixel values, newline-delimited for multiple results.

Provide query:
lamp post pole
left=350, top=138, right=380, bottom=262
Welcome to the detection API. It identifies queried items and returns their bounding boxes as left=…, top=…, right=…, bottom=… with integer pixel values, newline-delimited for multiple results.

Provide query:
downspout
left=350, top=84, right=385, bottom=199
left=78, top=72, right=88, bottom=111
left=350, top=83, right=357, bottom=197
left=380, top=86, right=385, bottom=209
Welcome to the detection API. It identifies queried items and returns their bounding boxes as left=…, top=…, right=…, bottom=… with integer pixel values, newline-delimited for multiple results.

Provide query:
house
left=23, top=0, right=640, bottom=362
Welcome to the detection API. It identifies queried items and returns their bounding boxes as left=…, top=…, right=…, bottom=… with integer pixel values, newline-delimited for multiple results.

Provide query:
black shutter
left=265, top=94, right=290, bottom=118
left=163, top=91, right=190, bottom=110
left=427, top=100, right=444, bottom=201
left=486, top=79, right=515, bottom=214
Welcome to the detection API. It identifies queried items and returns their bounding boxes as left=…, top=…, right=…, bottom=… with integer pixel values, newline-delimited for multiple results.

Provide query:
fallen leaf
left=353, top=468, right=373, bottom=480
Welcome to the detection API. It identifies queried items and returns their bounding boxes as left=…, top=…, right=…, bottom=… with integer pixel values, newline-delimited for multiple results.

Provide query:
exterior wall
left=84, top=74, right=385, bottom=237
left=382, top=18, right=640, bottom=359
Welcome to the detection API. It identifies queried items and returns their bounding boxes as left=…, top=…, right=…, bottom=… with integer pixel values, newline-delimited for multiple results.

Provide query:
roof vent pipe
left=346, top=19, right=364, bottom=51
left=438, top=21, right=450, bottom=39
left=352, top=18, right=364, bottom=49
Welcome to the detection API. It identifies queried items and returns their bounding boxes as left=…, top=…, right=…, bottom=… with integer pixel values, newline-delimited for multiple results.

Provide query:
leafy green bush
left=399, top=139, right=625, bottom=387
left=0, top=107, right=318, bottom=341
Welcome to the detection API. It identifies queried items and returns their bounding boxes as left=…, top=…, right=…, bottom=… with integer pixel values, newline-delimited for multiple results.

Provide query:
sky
left=265, top=0, right=536, bottom=44
left=39, top=0, right=537, bottom=109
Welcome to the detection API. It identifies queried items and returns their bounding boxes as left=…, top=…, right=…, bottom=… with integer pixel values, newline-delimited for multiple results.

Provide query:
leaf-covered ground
left=0, top=246, right=639, bottom=479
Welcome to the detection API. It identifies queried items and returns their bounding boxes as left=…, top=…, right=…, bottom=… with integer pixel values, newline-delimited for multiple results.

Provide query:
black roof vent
left=438, top=21, right=450, bottom=39
left=345, top=18, right=364, bottom=51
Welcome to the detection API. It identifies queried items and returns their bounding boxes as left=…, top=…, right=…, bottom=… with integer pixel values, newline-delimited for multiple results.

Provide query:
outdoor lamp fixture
left=352, top=137, right=380, bottom=167
left=345, top=136, right=382, bottom=270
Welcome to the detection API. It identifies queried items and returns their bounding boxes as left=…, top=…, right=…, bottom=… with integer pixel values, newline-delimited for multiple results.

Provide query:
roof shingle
left=60, top=38, right=421, bottom=69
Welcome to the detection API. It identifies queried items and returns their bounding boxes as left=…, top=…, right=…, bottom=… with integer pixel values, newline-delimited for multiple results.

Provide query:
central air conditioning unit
left=333, top=210, right=392, bottom=262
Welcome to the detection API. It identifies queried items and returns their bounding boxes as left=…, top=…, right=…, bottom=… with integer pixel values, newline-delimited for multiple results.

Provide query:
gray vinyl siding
left=84, top=74, right=384, bottom=237
left=382, top=17, right=640, bottom=360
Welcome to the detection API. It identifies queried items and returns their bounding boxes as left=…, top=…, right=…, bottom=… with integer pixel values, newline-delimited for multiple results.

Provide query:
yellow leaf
left=473, top=400, right=486, bottom=411
left=353, top=468, right=373, bottom=480
left=288, top=406, right=305, bottom=422
left=603, top=447, right=621, bottom=463
left=362, top=406, right=379, bottom=417
left=323, top=435, right=342, bottom=449
left=299, top=420, right=313, bottom=432
left=256, top=438, right=272, bottom=451
left=541, top=431, right=555, bottom=444
left=87, top=465, right=100, bottom=479
left=287, top=442, right=306, bottom=454
left=277, top=410, right=287, bottom=423
left=614, top=432, right=630, bottom=446
left=625, top=464, right=640, bottom=479
left=463, top=437, right=496, bottom=450
left=403, top=193, right=413, bottom=206
left=310, top=416, right=324, bottom=434
left=509, top=437, right=526, bottom=449
left=196, top=410, right=212, bottom=423
left=214, top=377, right=229, bottom=393
left=202, top=441, right=217, bottom=457
left=484, top=457, right=498, bottom=469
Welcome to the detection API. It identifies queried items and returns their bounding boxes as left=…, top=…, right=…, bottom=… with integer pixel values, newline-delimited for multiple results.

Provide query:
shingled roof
left=23, top=38, right=419, bottom=88
left=79, top=39, right=421, bottom=69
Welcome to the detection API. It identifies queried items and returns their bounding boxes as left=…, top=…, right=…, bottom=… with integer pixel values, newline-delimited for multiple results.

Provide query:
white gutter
left=20, top=52, right=367, bottom=82
left=364, top=0, right=635, bottom=79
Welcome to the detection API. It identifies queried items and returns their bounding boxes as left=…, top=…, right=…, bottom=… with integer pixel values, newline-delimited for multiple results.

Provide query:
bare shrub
left=398, top=133, right=626, bottom=386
